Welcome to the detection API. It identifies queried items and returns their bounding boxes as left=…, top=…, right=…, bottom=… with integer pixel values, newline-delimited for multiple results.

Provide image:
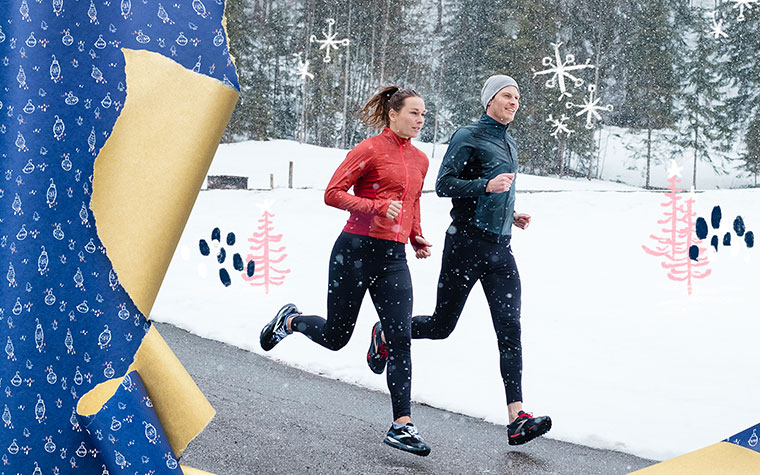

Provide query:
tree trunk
left=368, top=8, right=376, bottom=94
left=433, top=0, right=443, bottom=33
left=646, top=121, right=652, bottom=189
left=340, top=0, right=352, bottom=148
left=587, top=34, right=603, bottom=181
left=692, top=119, right=698, bottom=190
left=379, top=0, right=390, bottom=84
left=558, top=138, right=566, bottom=178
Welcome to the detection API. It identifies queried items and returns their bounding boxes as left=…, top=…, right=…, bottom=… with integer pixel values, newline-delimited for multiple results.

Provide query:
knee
left=323, top=336, right=350, bottom=351
left=428, top=324, right=456, bottom=340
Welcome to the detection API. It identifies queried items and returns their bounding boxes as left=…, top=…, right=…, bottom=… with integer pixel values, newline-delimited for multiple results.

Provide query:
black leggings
left=412, top=224, right=523, bottom=404
left=290, top=232, right=413, bottom=420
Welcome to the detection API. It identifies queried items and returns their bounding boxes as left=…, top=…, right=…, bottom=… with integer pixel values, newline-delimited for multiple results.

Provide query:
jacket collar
left=478, top=113, right=511, bottom=133
left=381, top=127, right=412, bottom=146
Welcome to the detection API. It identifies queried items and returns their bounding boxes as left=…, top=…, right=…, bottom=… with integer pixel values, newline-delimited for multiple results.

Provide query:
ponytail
left=359, top=85, right=421, bottom=129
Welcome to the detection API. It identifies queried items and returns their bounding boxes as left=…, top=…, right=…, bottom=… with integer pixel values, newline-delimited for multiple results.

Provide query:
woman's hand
left=386, top=200, right=403, bottom=220
left=414, top=236, right=432, bottom=259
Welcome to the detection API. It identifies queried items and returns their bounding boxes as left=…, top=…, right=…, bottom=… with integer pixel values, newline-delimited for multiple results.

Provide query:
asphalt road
left=157, top=322, right=656, bottom=474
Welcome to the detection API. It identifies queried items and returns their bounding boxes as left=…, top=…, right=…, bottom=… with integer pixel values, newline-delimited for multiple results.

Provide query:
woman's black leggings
left=412, top=224, right=523, bottom=405
left=290, top=232, right=413, bottom=420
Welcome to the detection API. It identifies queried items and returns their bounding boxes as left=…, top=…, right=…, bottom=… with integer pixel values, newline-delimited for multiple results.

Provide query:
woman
left=259, top=86, right=434, bottom=456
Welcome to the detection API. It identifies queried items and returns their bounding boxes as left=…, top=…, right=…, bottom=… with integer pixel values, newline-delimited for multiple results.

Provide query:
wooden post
left=288, top=161, right=293, bottom=189
left=270, top=174, right=274, bottom=189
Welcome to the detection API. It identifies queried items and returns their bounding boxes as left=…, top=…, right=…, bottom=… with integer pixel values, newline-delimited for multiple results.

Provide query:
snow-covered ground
left=152, top=137, right=759, bottom=462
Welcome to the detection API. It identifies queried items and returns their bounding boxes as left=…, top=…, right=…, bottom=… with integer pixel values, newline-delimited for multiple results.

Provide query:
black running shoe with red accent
left=260, top=303, right=299, bottom=351
left=384, top=423, right=431, bottom=456
left=367, top=321, right=388, bottom=374
left=507, top=411, right=552, bottom=446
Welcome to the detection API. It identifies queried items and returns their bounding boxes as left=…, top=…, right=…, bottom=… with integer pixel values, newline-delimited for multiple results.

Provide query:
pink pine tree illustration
left=243, top=204, right=291, bottom=294
left=642, top=161, right=711, bottom=295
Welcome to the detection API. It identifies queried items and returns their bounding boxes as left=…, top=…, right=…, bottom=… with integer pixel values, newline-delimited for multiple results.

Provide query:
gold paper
left=631, top=442, right=760, bottom=474
left=77, top=326, right=215, bottom=456
left=91, top=48, right=238, bottom=314
left=77, top=45, right=238, bottom=469
left=181, top=465, right=215, bottom=475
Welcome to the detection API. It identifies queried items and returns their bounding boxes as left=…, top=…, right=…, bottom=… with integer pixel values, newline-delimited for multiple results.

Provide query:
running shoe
left=367, top=321, right=388, bottom=374
left=384, top=423, right=431, bottom=456
left=507, top=411, right=552, bottom=446
left=260, top=303, right=299, bottom=351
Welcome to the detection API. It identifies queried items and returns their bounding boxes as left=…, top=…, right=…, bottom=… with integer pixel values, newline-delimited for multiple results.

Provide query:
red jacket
left=325, top=127, right=428, bottom=250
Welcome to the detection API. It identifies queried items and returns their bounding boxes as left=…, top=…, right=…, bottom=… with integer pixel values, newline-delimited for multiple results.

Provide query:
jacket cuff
left=479, top=178, right=490, bottom=194
left=374, top=199, right=391, bottom=217
left=410, top=234, right=424, bottom=251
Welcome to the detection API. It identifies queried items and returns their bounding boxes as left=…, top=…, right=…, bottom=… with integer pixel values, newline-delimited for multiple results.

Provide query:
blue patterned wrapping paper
left=1, top=0, right=238, bottom=472
left=724, top=422, right=760, bottom=454
left=78, top=370, right=182, bottom=474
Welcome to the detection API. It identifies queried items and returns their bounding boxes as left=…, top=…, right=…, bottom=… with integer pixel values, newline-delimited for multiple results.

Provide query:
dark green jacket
left=436, top=113, right=518, bottom=237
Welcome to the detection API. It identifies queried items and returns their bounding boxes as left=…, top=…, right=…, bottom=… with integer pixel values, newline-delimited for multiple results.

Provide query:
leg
left=411, top=229, right=481, bottom=340
left=290, top=233, right=368, bottom=350
left=481, top=243, right=523, bottom=415
left=368, top=253, right=414, bottom=422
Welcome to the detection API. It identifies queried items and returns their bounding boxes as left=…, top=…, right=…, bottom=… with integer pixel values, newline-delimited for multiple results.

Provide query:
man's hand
left=414, top=236, right=432, bottom=259
left=486, top=173, right=515, bottom=194
left=386, top=200, right=402, bottom=220
left=513, top=212, right=531, bottom=230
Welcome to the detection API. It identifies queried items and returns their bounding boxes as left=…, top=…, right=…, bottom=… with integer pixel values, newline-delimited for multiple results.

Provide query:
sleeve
left=324, top=144, right=390, bottom=217
left=435, top=128, right=490, bottom=198
left=409, top=153, right=428, bottom=250
left=409, top=197, right=424, bottom=250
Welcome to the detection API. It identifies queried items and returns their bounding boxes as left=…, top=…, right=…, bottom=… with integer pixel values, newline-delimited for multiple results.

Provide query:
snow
left=152, top=136, right=759, bottom=462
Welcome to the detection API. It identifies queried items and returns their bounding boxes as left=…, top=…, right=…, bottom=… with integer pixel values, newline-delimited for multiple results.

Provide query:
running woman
left=367, top=75, right=552, bottom=446
left=260, top=86, right=434, bottom=456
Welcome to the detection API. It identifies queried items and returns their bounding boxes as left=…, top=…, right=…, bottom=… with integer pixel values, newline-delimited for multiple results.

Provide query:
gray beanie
left=481, top=75, right=519, bottom=110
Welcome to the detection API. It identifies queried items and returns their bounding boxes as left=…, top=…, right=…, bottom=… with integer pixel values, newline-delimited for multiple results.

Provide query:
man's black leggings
left=290, top=232, right=413, bottom=420
left=412, top=224, right=523, bottom=404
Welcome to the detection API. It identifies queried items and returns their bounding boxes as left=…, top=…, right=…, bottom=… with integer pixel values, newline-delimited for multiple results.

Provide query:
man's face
left=486, top=86, right=520, bottom=125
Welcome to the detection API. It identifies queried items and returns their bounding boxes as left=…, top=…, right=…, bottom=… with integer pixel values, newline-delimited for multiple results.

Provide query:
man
left=367, top=75, right=552, bottom=446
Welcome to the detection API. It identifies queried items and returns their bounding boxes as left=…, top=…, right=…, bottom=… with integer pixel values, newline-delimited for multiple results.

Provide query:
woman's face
left=389, top=96, right=426, bottom=139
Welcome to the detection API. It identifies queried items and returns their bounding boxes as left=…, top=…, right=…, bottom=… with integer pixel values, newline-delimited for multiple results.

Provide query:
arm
left=409, top=197, right=424, bottom=249
left=410, top=157, right=431, bottom=257
left=410, top=198, right=432, bottom=258
left=324, top=146, right=390, bottom=217
left=435, top=129, right=489, bottom=197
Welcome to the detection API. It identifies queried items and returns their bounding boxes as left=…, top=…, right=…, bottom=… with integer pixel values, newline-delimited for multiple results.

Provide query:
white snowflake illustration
left=730, top=0, right=757, bottom=21
left=546, top=114, right=573, bottom=139
left=707, top=11, right=729, bottom=38
left=310, top=18, right=349, bottom=63
left=532, top=42, right=595, bottom=100
left=293, top=52, right=314, bottom=81
left=565, top=84, right=613, bottom=129
left=667, top=159, right=683, bottom=179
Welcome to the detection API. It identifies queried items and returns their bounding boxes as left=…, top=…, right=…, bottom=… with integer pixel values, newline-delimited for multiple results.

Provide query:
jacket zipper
left=396, top=143, right=409, bottom=242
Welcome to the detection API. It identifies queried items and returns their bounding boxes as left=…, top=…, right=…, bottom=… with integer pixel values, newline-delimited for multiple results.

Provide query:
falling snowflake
left=730, top=0, right=757, bottom=21
left=309, top=18, right=349, bottom=63
left=707, top=11, right=729, bottom=38
left=532, top=42, right=594, bottom=100
left=292, top=52, right=314, bottom=81
left=546, top=114, right=573, bottom=139
left=565, top=84, right=613, bottom=129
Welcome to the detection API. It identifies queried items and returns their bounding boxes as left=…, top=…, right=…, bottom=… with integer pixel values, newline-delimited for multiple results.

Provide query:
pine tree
left=617, top=0, right=682, bottom=188
left=742, top=114, right=760, bottom=186
left=440, top=0, right=504, bottom=130
left=722, top=1, right=760, bottom=186
left=671, top=6, right=733, bottom=190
